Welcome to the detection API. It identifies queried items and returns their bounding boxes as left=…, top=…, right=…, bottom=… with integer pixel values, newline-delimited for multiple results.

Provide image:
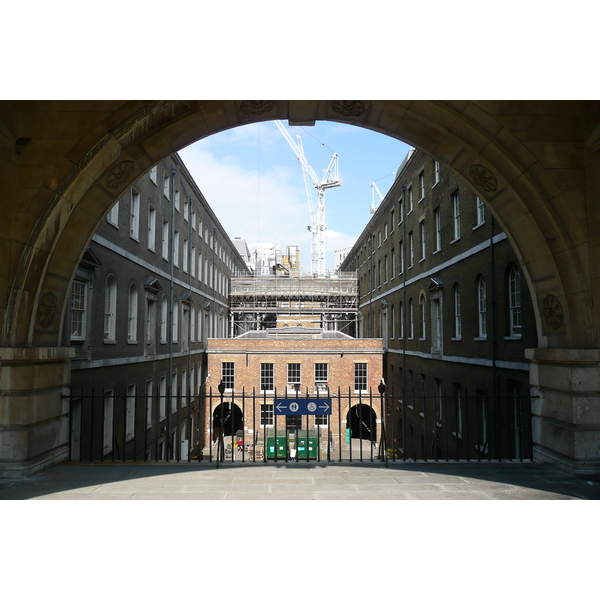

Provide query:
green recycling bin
left=266, top=433, right=288, bottom=459
left=295, top=430, right=318, bottom=459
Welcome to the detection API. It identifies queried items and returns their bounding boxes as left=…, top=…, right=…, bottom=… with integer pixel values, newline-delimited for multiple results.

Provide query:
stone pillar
left=526, top=348, right=600, bottom=475
left=0, top=347, right=74, bottom=478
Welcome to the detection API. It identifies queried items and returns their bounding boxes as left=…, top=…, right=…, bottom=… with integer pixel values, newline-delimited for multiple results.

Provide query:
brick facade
left=204, top=329, right=383, bottom=456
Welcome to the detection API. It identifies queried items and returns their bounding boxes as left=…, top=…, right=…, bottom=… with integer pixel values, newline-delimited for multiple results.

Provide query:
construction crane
left=370, top=181, right=384, bottom=214
left=275, top=120, right=342, bottom=276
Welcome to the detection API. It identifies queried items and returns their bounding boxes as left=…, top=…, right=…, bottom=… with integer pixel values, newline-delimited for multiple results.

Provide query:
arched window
left=419, top=294, right=426, bottom=340
left=160, top=296, right=168, bottom=343
left=127, top=283, right=138, bottom=342
left=104, top=275, right=117, bottom=342
left=509, top=265, right=522, bottom=336
left=477, top=276, right=487, bottom=338
left=453, top=284, right=462, bottom=339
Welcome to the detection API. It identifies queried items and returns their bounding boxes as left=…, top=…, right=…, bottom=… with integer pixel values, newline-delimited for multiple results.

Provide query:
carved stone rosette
left=542, top=294, right=564, bottom=330
left=36, top=292, right=58, bottom=329
left=469, top=164, right=498, bottom=192
left=106, top=160, right=135, bottom=189
left=239, top=101, right=276, bottom=116
left=330, top=101, right=366, bottom=117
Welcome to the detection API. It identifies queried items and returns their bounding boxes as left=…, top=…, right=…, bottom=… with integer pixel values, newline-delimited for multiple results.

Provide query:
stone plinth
left=526, top=348, right=600, bottom=474
left=0, top=347, right=74, bottom=477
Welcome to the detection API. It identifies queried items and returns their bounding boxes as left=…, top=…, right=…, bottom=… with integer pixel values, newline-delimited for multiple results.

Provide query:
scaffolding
left=229, top=273, right=358, bottom=337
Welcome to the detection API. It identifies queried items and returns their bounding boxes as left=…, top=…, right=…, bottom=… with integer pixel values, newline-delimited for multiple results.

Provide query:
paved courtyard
left=1, top=460, right=600, bottom=500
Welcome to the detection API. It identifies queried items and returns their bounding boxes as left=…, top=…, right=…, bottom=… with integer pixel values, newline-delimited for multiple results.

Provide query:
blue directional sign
left=274, top=398, right=332, bottom=416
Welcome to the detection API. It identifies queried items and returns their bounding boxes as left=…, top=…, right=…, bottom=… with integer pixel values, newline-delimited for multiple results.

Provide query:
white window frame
left=287, top=363, right=301, bottom=392
left=172, top=299, right=179, bottom=343
left=222, top=362, right=235, bottom=392
left=433, top=160, right=440, bottom=186
left=476, top=196, right=485, bottom=227
left=145, top=380, right=153, bottom=429
left=419, top=171, right=425, bottom=201
left=160, top=296, right=168, bottom=344
left=162, top=220, right=169, bottom=261
left=420, top=294, right=427, bottom=340
left=477, top=276, right=487, bottom=338
left=147, top=205, right=156, bottom=252
left=260, top=403, right=274, bottom=426
left=70, top=279, right=87, bottom=341
left=260, top=363, right=274, bottom=393
left=159, top=376, right=167, bottom=420
left=453, top=284, right=462, bottom=340
left=434, top=208, right=441, bottom=253
left=183, top=238, right=188, bottom=273
left=103, top=390, right=114, bottom=454
left=104, top=274, right=117, bottom=342
left=173, top=231, right=179, bottom=267
left=107, top=201, right=119, bottom=227
left=149, top=166, right=157, bottom=185
left=354, top=363, right=368, bottom=393
left=129, top=188, right=140, bottom=240
left=420, top=220, right=426, bottom=261
left=127, top=283, right=138, bottom=343
left=452, top=191, right=461, bottom=241
left=509, top=265, right=522, bottom=337
left=126, top=384, right=136, bottom=441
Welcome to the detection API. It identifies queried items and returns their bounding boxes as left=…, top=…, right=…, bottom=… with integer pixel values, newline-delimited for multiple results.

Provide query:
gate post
left=527, top=348, right=600, bottom=474
left=0, top=347, right=74, bottom=478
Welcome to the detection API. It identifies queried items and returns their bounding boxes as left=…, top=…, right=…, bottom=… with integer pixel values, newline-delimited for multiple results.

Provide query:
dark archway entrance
left=212, top=402, right=244, bottom=440
left=346, top=404, right=377, bottom=443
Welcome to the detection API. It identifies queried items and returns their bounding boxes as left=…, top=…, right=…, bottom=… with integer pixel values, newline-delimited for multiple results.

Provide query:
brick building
left=204, top=327, right=383, bottom=458
left=64, top=153, right=250, bottom=462
left=341, top=148, right=536, bottom=460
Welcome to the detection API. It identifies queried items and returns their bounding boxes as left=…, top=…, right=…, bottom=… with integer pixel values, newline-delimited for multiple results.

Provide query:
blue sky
left=179, top=121, right=413, bottom=272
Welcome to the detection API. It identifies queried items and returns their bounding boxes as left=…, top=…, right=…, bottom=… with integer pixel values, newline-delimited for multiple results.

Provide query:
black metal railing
left=67, top=385, right=533, bottom=466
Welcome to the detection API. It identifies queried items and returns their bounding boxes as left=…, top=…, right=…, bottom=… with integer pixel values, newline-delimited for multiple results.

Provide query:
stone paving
left=1, top=460, right=600, bottom=500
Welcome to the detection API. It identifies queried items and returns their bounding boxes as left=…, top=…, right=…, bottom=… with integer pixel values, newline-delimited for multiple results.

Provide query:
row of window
left=220, top=362, right=369, bottom=393
left=361, top=194, right=485, bottom=295
left=374, top=265, right=522, bottom=343
left=107, top=182, right=237, bottom=275
left=71, top=275, right=227, bottom=343
left=96, top=364, right=202, bottom=455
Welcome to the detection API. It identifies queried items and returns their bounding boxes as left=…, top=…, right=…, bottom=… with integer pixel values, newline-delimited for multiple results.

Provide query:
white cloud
left=178, top=144, right=324, bottom=271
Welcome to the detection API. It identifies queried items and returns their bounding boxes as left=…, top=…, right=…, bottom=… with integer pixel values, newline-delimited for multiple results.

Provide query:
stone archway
left=2, top=99, right=600, bottom=475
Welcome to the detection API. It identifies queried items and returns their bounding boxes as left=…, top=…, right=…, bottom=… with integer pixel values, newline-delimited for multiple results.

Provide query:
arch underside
left=2, top=100, right=596, bottom=351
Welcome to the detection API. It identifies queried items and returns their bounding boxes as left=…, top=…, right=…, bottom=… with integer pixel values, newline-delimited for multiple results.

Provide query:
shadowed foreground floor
left=1, top=460, right=600, bottom=500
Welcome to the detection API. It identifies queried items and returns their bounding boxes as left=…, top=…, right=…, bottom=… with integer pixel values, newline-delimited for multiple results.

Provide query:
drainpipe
left=401, top=185, right=407, bottom=459
left=489, top=215, right=498, bottom=454
left=167, top=164, right=177, bottom=461
left=187, top=194, right=193, bottom=411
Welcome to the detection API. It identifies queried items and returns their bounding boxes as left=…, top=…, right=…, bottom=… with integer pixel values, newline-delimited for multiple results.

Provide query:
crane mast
left=370, top=181, right=384, bottom=214
left=275, top=120, right=341, bottom=276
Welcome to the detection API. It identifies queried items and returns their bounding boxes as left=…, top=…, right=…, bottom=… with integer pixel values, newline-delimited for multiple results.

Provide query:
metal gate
left=67, top=385, right=533, bottom=466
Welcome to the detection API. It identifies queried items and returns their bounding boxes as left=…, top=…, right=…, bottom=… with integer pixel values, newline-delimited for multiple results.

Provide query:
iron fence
left=67, top=385, right=532, bottom=466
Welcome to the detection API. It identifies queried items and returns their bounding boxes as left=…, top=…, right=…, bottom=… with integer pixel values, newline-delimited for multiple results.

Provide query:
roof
left=236, top=327, right=354, bottom=340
